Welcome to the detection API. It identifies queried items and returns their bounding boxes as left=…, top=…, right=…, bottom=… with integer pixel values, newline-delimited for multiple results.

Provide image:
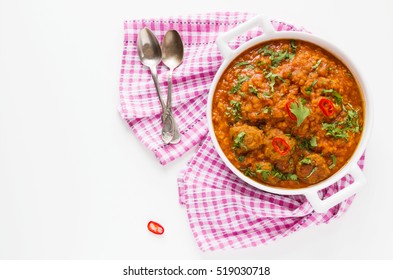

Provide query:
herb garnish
left=236, top=61, right=251, bottom=67
left=259, top=45, right=294, bottom=67
left=262, top=106, right=272, bottom=114
left=329, top=154, right=336, bottom=169
left=229, top=75, right=250, bottom=94
left=243, top=167, right=256, bottom=177
left=290, top=40, right=297, bottom=53
left=271, top=168, right=298, bottom=181
left=264, top=71, right=285, bottom=92
left=300, top=158, right=312, bottom=165
left=311, top=59, right=322, bottom=70
left=310, top=136, right=318, bottom=147
left=238, top=155, right=246, bottom=162
left=256, top=164, right=270, bottom=181
left=305, top=167, right=318, bottom=179
left=290, top=100, right=311, bottom=127
left=322, top=89, right=343, bottom=105
left=226, top=100, right=242, bottom=122
left=249, top=85, right=259, bottom=97
left=322, top=103, right=360, bottom=140
left=305, top=80, right=318, bottom=95
left=262, top=91, right=272, bottom=98
left=233, top=131, right=247, bottom=150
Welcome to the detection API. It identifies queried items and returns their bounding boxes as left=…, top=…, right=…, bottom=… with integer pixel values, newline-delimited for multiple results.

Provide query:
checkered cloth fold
left=119, top=12, right=365, bottom=251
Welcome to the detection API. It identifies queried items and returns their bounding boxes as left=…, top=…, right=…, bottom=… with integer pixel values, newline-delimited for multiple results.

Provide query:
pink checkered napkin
left=178, top=135, right=365, bottom=251
left=119, top=12, right=306, bottom=165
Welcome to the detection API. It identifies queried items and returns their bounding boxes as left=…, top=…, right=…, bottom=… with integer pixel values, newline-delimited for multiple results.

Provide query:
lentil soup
left=212, top=40, right=364, bottom=188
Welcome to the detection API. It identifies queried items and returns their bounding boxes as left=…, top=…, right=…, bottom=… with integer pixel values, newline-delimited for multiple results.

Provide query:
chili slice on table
left=272, top=137, right=290, bottom=155
left=147, top=221, right=164, bottom=235
left=319, top=98, right=335, bottom=117
left=285, top=101, right=297, bottom=120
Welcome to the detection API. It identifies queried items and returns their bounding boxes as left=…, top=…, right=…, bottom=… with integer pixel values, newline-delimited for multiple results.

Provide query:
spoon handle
left=149, top=66, right=179, bottom=144
left=149, top=66, right=166, bottom=110
left=164, top=69, right=181, bottom=144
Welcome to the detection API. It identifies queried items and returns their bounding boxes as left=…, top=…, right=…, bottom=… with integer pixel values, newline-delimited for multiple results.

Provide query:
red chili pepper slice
left=319, top=98, right=335, bottom=117
left=285, top=101, right=297, bottom=120
left=147, top=221, right=164, bottom=235
left=272, top=137, right=290, bottom=155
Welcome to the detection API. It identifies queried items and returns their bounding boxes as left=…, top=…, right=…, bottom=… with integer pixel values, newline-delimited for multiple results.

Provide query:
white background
left=0, top=0, right=392, bottom=260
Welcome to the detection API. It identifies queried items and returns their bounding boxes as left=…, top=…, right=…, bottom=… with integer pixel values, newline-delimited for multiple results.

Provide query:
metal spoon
left=137, top=27, right=178, bottom=144
left=161, top=30, right=184, bottom=144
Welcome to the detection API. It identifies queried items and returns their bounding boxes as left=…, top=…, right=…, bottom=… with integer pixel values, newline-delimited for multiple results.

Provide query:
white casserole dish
left=206, top=15, right=373, bottom=213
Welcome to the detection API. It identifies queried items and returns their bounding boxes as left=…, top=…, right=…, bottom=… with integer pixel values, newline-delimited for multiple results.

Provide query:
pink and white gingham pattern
left=119, top=12, right=306, bottom=165
left=178, top=135, right=365, bottom=251
left=119, top=12, right=365, bottom=251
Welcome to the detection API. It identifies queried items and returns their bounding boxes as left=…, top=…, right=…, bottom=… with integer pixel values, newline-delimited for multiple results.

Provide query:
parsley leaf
left=311, top=59, right=322, bottom=70
left=329, top=154, right=336, bottom=169
left=322, top=103, right=361, bottom=139
left=249, top=85, right=259, bottom=97
left=233, top=131, right=247, bottom=150
left=310, top=136, right=318, bottom=147
left=235, top=61, right=251, bottom=67
left=290, top=101, right=311, bottom=127
left=290, top=40, right=297, bottom=53
left=271, top=168, right=298, bottom=181
left=237, top=155, right=245, bottom=162
left=300, top=158, right=312, bottom=165
left=226, top=100, right=242, bottom=122
left=305, top=167, right=318, bottom=179
left=242, top=167, right=256, bottom=177
left=322, top=89, right=343, bottom=105
left=305, top=80, right=318, bottom=95
left=229, top=75, right=250, bottom=94
left=255, top=164, right=270, bottom=181
left=264, top=71, right=284, bottom=92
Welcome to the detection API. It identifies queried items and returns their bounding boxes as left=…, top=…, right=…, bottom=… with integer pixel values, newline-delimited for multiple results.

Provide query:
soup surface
left=212, top=40, right=364, bottom=188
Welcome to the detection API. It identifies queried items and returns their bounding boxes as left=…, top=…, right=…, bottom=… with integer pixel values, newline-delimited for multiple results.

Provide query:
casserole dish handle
left=305, top=164, right=366, bottom=213
left=216, top=15, right=275, bottom=60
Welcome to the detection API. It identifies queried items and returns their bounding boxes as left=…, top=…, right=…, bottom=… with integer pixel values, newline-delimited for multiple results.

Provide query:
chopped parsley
left=264, top=70, right=285, bottom=92
left=249, top=85, right=259, bottom=97
left=255, top=164, right=270, bottom=181
left=305, top=167, right=318, bottom=179
left=237, top=155, right=246, bottom=162
left=298, top=136, right=317, bottom=150
left=305, top=80, right=318, bottom=94
left=322, top=89, right=343, bottom=105
left=258, top=45, right=294, bottom=68
left=290, top=40, right=297, bottom=53
left=226, top=100, right=242, bottom=122
left=290, top=100, right=311, bottom=127
left=311, top=59, right=322, bottom=70
left=329, top=154, right=337, bottom=169
left=243, top=167, right=256, bottom=177
left=233, top=131, right=247, bottom=150
left=271, top=168, right=298, bottom=181
left=235, top=61, right=251, bottom=67
left=228, top=75, right=250, bottom=94
left=262, top=106, right=272, bottom=114
left=262, top=91, right=272, bottom=98
left=310, top=136, right=318, bottom=147
left=322, top=103, right=360, bottom=140
left=300, top=158, right=312, bottom=165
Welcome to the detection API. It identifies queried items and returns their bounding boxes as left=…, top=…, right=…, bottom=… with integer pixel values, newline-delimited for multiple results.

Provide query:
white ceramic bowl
left=206, top=15, right=373, bottom=213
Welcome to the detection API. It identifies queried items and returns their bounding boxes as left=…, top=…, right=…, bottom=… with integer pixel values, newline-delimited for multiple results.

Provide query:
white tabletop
left=0, top=0, right=392, bottom=259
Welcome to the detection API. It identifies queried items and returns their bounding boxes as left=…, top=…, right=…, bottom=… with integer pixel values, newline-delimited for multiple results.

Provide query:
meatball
left=229, top=125, right=264, bottom=154
left=296, top=153, right=330, bottom=184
